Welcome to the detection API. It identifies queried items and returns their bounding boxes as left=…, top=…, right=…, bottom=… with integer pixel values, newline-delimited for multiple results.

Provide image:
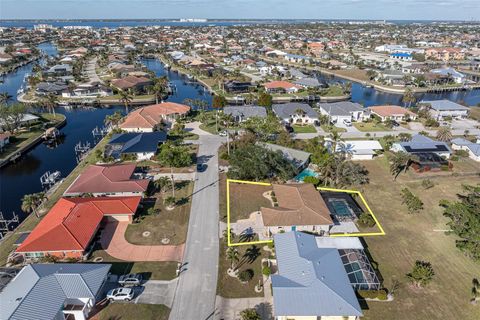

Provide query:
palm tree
left=104, top=111, right=123, bottom=128
left=402, top=88, right=416, bottom=108
left=0, top=92, right=13, bottom=104
left=226, top=247, right=239, bottom=270
left=119, top=90, right=133, bottom=113
left=154, top=177, right=171, bottom=199
left=389, top=152, right=418, bottom=181
left=21, top=192, right=46, bottom=218
left=43, top=93, right=58, bottom=116
left=213, top=71, right=225, bottom=94
left=328, top=129, right=343, bottom=153
left=436, top=126, right=452, bottom=142
left=152, top=82, right=167, bottom=104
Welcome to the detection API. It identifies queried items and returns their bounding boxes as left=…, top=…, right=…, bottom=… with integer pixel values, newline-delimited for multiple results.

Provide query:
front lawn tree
left=389, top=152, right=417, bottom=181
left=240, top=308, right=261, bottom=320
left=257, top=92, right=273, bottom=108
left=406, top=260, right=435, bottom=288
left=436, top=126, right=452, bottom=142
left=226, top=247, right=239, bottom=271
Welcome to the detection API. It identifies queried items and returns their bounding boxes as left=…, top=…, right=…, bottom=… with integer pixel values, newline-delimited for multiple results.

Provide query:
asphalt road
left=169, top=134, right=222, bottom=320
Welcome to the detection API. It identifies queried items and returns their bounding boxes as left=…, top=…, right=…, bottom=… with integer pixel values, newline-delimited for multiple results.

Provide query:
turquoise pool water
left=330, top=199, right=352, bottom=217
left=295, top=168, right=319, bottom=182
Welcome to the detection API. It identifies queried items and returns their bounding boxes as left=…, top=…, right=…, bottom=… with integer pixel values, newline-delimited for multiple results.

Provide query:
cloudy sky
left=1, top=0, right=479, bottom=20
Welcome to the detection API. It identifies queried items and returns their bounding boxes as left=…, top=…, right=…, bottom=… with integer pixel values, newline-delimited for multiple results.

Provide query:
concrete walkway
left=169, top=134, right=222, bottom=320
left=100, top=222, right=184, bottom=262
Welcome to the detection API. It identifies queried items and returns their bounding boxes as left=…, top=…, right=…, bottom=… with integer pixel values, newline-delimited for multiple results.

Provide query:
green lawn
left=226, top=181, right=273, bottom=223
left=94, top=303, right=170, bottom=320
left=125, top=181, right=193, bottom=245
left=216, top=240, right=268, bottom=298
left=469, top=106, right=480, bottom=121
left=321, top=124, right=347, bottom=133
left=357, top=158, right=480, bottom=320
left=292, top=124, right=317, bottom=133
left=88, top=248, right=177, bottom=281
left=353, top=122, right=391, bottom=132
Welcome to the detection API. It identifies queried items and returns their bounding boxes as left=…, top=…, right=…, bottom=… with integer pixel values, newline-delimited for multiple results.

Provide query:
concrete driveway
left=135, top=279, right=178, bottom=307
left=100, top=222, right=184, bottom=262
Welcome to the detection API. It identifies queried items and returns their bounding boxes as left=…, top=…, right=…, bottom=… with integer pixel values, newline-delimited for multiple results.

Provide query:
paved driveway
left=100, top=222, right=184, bottom=262
left=135, top=279, right=178, bottom=307
left=169, top=134, right=222, bottom=320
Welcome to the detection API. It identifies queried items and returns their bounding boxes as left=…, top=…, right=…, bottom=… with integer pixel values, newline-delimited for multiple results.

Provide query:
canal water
left=1, top=42, right=480, bottom=228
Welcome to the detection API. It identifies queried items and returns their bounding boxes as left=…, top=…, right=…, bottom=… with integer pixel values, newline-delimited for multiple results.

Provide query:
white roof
left=337, top=140, right=383, bottom=155
left=315, top=236, right=364, bottom=250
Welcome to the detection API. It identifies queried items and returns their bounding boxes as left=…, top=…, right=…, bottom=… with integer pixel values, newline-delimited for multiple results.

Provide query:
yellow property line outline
left=226, top=180, right=385, bottom=247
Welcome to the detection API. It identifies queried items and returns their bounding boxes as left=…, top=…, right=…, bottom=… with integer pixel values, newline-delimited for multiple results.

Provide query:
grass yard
left=469, top=106, right=480, bottom=121
left=125, top=181, right=193, bottom=245
left=321, top=124, right=347, bottom=133
left=216, top=240, right=268, bottom=298
left=292, top=124, right=317, bottom=133
left=225, top=181, right=273, bottom=223
left=356, top=158, right=480, bottom=320
left=88, top=247, right=177, bottom=281
left=93, top=303, right=170, bottom=320
left=353, top=122, right=391, bottom=132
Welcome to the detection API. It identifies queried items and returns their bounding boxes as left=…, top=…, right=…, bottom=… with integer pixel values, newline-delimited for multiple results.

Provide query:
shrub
left=238, top=269, right=254, bottom=282
left=407, top=260, right=435, bottom=288
left=358, top=212, right=376, bottom=228
left=164, top=196, right=176, bottom=207
left=401, top=188, right=423, bottom=214
left=303, top=176, right=320, bottom=185
left=240, top=308, right=261, bottom=320
left=455, top=149, right=469, bottom=158
left=421, top=179, right=434, bottom=190
left=357, top=289, right=388, bottom=300
left=262, top=266, right=271, bottom=277
left=425, top=118, right=439, bottom=128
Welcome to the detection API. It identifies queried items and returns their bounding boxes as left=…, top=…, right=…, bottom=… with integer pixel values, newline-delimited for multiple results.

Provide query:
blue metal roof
left=0, top=264, right=111, bottom=320
left=272, top=232, right=363, bottom=317
left=420, top=99, right=469, bottom=111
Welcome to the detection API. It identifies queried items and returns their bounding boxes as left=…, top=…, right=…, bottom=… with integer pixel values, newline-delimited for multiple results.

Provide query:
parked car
left=219, top=130, right=227, bottom=137
left=284, top=125, right=294, bottom=133
left=391, top=120, right=400, bottom=127
left=118, top=273, right=142, bottom=286
left=107, top=287, right=134, bottom=302
left=343, top=119, right=352, bottom=127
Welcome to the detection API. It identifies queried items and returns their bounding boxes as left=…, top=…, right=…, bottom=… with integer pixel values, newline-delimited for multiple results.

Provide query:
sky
left=1, top=0, right=479, bottom=21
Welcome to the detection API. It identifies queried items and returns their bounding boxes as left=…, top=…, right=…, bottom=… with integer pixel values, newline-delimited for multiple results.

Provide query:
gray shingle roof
left=419, top=100, right=469, bottom=111
left=451, top=138, right=480, bottom=156
left=397, top=134, right=451, bottom=153
left=0, top=264, right=111, bottom=320
left=259, top=143, right=311, bottom=169
left=272, top=232, right=362, bottom=317
left=272, top=103, right=318, bottom=119
left=223, top=106, right=267, bottom=119
left=318, top=102, right=364, bottom=116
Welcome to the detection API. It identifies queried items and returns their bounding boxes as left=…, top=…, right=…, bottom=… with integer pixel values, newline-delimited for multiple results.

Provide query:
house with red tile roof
left=16, top=196, right=141, bottom=260
left=119, top=102, right=191, bottom=132
left=111, top=75, right=152, bottom=91
left=64, top=164, right=149, bottom=197
left=264, top=81, right=302, bottom=94
left=368, top=105, right=417, bottom=122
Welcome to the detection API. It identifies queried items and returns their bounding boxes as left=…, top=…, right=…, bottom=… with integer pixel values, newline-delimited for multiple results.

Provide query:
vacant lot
left=353, top=122, right=391, bottom=132
left=226, top=181, right=273, bottom=223
left=358, top=158, right=480, bottom=320
left=125, top=181, right=193, bottom=245
left=93, top=303, right=170, bottom=320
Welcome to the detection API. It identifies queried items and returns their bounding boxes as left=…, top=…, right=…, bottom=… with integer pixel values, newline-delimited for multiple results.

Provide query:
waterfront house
left=430, top=68, right=466, bottom=84
left=44, top=64, right=73, bottom=77
left=105, top=131, right=167, bottom=161
left=64, top=164, right=149, bottom=197
left=224, top=80, right=254, bottom=93
left=293, top=77, right=324, bottom=89
left=111, top=75, right=152, bottom=92
left=35, top=82, right=69, bottom=96
left=451, top=138, right=480, bottom=162
left=272, top=231, right=363, bottom=320
left=318, top=101, right=366, bottom=124
left=119, top=102, right=190, bottom=132
left=260, top=184, right=333, bottom=236
left=16, top=196, right=141, bottom=260
left=418, top=99, right=469, bottom=120
left=264, top=81, right=302, bottom=94
left=62, top=82, right=112, bottom=98
left=368, top=105, right=417, bottom=122
left=223, top=106, right=267, bottom=122
left=272, top=103, right=319, bottom=125
left=0, top=263, right=111, bottom=320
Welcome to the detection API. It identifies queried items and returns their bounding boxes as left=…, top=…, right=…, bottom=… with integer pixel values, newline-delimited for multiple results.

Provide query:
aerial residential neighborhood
left=0, top=1, right=480, bottom=320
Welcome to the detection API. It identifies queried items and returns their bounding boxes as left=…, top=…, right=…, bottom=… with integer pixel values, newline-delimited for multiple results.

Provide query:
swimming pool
left=330, top=199, right=352, bottom=217
left=295, top=168, right=319, bottom=182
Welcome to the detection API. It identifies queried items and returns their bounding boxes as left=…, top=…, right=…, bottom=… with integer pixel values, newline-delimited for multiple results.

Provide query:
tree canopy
left=0, top=103, right=27, bottom=133
left=441, top=185, right=480, bottom=260
left=228, top=144, right=295, bottom=181
left=156, top=142, right=193, bottom=168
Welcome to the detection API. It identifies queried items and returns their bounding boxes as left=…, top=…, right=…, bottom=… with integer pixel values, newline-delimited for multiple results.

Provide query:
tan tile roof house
left=368, top=105, right=417, bottom=121
left=119, top=102, right=190, bottom=132
left=261, top=184, right=333, bottom=227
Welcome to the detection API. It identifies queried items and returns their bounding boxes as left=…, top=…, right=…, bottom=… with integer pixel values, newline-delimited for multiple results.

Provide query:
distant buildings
left=425, top=47, right=465, bottom=61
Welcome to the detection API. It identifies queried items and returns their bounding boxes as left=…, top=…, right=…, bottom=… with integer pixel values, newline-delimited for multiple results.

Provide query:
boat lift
left=92, top=125, right=110, bottom=139
left=0, top=211, right=19, bottom=240
left=40, top=170, right=61, bottom=189
left=74, top=141, right=91, bottom=163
